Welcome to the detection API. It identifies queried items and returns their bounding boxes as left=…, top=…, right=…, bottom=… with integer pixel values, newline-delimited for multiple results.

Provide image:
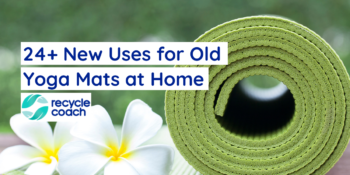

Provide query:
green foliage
left=1, top=0, right=350, bottom=128
left=4, top=170, right=60, bottom=175
left=4, top=170, right=25, bottom=175
left=245, top=75, right=281, bottom=89
left=0, top=123, right=13, bottom=133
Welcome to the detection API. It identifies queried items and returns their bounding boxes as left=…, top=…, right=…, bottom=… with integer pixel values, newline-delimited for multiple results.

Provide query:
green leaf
left=21, top=94, right=41, bottom=109
left=22, top=111, right=33, bottom=118
left=37, top=96, right=48, bottom=103
left=29, top=106, right=48, bottom=120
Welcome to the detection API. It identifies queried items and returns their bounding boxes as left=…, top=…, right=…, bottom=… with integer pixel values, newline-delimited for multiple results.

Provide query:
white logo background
left=21, top=93, right=91, bottom=122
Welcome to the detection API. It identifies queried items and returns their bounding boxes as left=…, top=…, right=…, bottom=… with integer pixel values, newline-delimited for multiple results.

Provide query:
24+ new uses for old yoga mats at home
left=165, top=16, right=350, bottom=175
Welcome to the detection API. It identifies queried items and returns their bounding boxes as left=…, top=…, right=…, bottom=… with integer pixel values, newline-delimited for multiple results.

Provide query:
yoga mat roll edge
left=165, top=16, right=350, bottom=175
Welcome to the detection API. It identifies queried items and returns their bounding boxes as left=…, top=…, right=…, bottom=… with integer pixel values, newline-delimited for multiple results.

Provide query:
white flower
left=0, top=114, right=75, bottom=175
left=58, top=99, right=174, bottom=175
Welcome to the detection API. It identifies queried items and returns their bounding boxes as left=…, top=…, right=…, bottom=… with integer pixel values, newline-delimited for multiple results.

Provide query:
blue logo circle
left=21, top=94, right=49, bottom=120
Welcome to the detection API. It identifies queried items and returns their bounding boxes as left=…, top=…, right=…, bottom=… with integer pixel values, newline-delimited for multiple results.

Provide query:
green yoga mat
left=165, top=16, right=350, bottom=175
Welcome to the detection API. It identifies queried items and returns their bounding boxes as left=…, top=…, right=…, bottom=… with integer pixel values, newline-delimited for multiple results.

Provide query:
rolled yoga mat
left=165, top=16, right=350, bottom=175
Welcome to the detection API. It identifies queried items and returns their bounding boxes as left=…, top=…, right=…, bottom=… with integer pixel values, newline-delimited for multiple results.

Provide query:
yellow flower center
left=106, top=142, right=132, bottom=161
left=42, top=148, right=59, bottom=164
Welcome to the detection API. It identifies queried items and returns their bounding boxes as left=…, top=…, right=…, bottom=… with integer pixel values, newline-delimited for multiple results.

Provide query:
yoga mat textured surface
left=165, top=16, right=350, bottom=175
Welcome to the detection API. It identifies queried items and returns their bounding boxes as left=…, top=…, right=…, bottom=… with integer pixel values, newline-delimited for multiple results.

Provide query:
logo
left=21, top=94, right=49, bottom=120
left=21, top=93, right=91, bottom=121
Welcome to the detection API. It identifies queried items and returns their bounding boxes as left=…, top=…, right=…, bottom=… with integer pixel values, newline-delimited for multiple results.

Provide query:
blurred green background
left=1, top=0, right=350, bottom=131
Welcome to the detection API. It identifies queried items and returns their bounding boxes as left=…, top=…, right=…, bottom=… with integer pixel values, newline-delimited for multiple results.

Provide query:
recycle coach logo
left=21, top=94, right=49, bottom=120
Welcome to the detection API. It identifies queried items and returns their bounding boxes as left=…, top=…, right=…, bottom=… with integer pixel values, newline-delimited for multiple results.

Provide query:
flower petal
left=104, top=159, right=139, bottom=175
left=58, top=140, right=111, bottom=175
left=121, top=100, right=162, bottom=151
left=10, top=114, right=53, bottom=153
left=71, top=105, right=118, bottom=149
left=25, top=157, right=57, bottom=175
left=53, top=122, right=76, bottom=149
left=123, top=145, right=174, bottom=175
left=0, top=145, right=44, bottom=174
